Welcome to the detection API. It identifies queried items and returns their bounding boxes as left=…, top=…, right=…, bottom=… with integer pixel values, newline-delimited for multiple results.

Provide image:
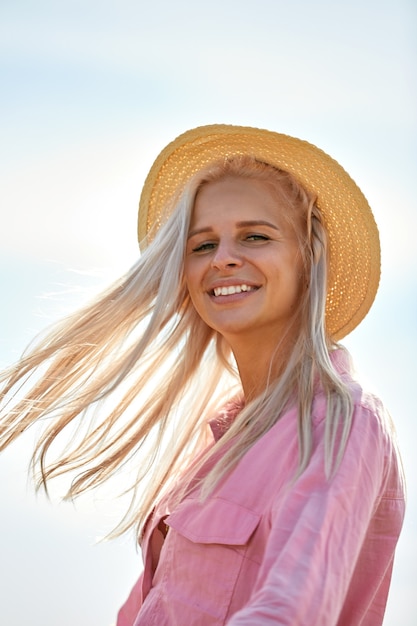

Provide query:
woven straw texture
left=138, top=124, right=380, bottom=340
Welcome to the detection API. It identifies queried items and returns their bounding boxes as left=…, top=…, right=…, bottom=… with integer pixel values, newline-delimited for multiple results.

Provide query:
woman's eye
left=192, top=241, right=216, bottom=253
left=245, top=234, right=270, bottom=242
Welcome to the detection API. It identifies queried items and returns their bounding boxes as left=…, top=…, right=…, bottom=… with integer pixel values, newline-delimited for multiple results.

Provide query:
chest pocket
left=167, top=496, right=260, bottom=544
left=151, top=497, right=261, bottom=623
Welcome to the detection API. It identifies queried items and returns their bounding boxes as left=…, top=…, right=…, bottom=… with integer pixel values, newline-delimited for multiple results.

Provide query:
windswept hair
left=0, top=156, right=353, bottom=537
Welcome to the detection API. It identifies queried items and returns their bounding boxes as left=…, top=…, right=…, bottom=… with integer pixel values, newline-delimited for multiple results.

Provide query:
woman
left=0, top=125, right=405, bottom=625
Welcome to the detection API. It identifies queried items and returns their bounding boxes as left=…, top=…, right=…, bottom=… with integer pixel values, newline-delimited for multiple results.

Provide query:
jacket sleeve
left=227, top=400, right=404, bottom=625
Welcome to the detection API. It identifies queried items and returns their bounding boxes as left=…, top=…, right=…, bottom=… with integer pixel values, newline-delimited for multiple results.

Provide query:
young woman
left=0, top=125, right=405, bottom=625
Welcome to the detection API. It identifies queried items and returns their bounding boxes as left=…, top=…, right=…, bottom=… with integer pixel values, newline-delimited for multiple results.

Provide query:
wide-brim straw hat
left=138, top=124, right=380, bottom=340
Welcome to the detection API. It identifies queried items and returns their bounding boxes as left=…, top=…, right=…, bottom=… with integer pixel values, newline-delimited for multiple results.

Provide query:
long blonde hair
left=0, top=156, right=353, bottom=537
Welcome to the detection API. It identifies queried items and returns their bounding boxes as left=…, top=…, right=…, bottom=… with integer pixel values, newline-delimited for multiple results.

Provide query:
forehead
left=195, top=176, right=279, bottom=209
left=191, top=176, right=294, bottom=228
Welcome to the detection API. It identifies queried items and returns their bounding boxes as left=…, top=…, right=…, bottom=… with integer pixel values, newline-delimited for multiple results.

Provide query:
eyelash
left=191, top=234, right=270, bottom=253
left=246, top=234, right=270, bottom=241
left=192, top=242, right=216, bottom=253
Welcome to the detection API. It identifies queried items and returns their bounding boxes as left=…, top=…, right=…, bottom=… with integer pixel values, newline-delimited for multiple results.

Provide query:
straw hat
left=138, top=124, right=380, bottom=340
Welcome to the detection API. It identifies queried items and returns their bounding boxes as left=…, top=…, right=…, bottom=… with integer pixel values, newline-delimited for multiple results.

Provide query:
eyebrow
left=187, top=220, right=281, bottom=239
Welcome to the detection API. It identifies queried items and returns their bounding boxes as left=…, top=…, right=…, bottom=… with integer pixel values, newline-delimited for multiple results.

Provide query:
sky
left=0, top=0, right=416, bottom=624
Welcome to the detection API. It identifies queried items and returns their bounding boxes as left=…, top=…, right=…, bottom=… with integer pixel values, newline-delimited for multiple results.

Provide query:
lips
left=211, top=284, right=258, bottom=297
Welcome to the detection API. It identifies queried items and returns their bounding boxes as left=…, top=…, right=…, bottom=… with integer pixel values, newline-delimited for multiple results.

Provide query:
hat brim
left=138, top=124, right=380, bottom=340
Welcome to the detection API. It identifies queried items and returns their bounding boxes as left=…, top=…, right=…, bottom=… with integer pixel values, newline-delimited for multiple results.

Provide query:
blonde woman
left=0, top=125, right=405, bottom=625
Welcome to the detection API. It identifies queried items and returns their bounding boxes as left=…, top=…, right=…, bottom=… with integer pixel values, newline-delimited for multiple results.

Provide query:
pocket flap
left=166, top=497, right=260, bottom=545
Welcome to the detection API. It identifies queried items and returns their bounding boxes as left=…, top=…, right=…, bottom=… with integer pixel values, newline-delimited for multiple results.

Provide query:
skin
left=184, top=176, right=305, bottom=400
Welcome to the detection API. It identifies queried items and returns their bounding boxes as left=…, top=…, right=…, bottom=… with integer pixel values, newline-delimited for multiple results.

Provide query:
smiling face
left=184, top=175, right=305, bottom=350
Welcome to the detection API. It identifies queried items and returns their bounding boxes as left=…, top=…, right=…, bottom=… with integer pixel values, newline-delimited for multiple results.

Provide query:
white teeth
left=213, top=284, right=254, bottom=297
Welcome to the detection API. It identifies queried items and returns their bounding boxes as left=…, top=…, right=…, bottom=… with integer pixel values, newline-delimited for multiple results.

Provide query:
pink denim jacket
left=117, top=350, right=405, bottom=625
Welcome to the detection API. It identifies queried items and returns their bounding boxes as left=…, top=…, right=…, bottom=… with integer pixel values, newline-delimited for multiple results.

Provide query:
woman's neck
left=230, top=333, right=294, bottom=402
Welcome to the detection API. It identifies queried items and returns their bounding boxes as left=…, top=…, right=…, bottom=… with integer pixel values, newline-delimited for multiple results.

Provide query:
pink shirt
left=117, top=350, right=405, bottom=625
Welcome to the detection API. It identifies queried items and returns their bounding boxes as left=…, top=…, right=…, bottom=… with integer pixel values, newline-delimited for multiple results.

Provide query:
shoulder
left=343, top=362, right=396, bottom=448
left=312, top=349, right=403, bottom=470
left=330, top=350, right=404, bottom=496
left=317, top=348, right=394, bottom=437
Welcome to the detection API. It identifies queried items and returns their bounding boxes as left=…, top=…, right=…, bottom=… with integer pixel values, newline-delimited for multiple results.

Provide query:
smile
left=212, top=284, right=258, bottom=297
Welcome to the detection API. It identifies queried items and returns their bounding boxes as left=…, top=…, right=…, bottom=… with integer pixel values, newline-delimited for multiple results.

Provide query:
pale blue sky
left=0, top=1, right=416, bottom=624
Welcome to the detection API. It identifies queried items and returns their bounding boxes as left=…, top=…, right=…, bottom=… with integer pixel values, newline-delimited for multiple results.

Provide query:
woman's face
left=184, top=176, right=305, bottom=348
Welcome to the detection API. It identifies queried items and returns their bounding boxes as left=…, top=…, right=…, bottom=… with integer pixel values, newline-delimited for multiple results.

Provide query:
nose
left=211, top=239, right=243, bottom=270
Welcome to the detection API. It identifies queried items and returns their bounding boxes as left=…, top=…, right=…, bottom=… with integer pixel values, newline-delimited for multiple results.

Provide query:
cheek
left=295, top=249, right=308, bottom=287
left=184, top=265, right=196, bottom=295
left=293, top=259, right=308, bottom=305
left=279, top=251, right=306, bottom=303
left=184, top=263, right=203, bottom=306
